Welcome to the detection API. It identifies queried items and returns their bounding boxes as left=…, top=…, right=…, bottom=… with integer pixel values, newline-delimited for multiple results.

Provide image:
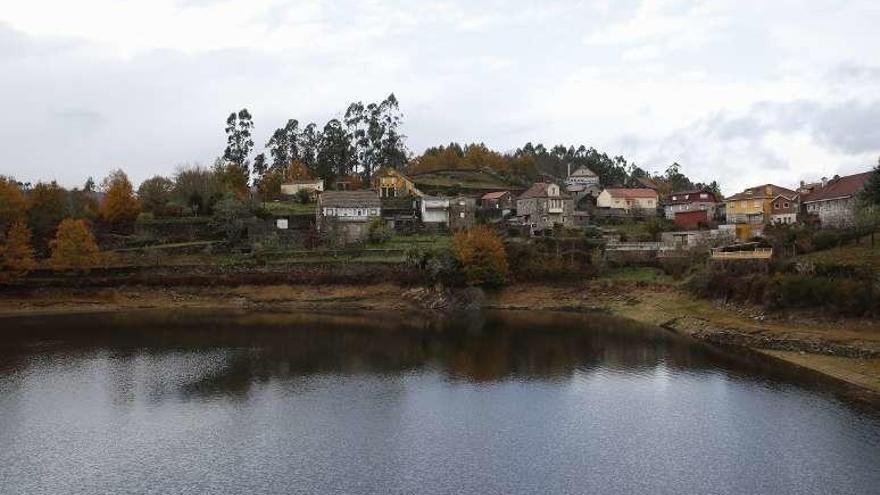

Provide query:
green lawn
left=411, top=170, right=516, bottom=191
left=262, top=201, right=316, bottom=216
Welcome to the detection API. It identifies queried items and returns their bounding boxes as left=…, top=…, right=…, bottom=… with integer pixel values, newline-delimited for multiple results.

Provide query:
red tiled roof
left=801, top=171, right=873, bottom=204
left=726, top=184, right=797, bottom=201
left=481, top=191, right=509, bottom=200
left=604, top=188, right=658, bottom=199
left=667, top=190, right=719, bottom=204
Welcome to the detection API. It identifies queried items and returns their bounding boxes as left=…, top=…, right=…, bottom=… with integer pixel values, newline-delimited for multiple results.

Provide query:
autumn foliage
left=0, top=176, right=28, bottom=233
left=49, top=219, right=101, bottom=271
left=0, top=221, right=37, bottom=282
left=99, top=169, right=140, bottom=229
left=452, top=225, right=509, bottom=287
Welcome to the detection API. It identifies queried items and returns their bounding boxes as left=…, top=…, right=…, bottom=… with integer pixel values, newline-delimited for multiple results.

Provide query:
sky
left=1, top=0, right=879, bottom=195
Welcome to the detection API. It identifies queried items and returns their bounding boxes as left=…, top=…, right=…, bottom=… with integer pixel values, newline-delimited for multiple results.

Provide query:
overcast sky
left=1, top=0, right=878, bottom=194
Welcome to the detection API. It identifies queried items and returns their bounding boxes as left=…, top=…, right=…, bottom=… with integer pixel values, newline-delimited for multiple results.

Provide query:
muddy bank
left=1, top=281, right=879, bottom=397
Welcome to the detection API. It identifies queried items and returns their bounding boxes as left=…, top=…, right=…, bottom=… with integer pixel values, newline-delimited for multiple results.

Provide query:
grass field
left=797, top=240, right=880, bottom=269
left=410, top=170, right=517, bottom=191
left=598, top=266, right=675, bottom=284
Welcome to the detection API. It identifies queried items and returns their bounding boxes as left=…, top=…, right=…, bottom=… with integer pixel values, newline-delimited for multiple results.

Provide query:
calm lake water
left=0, top=310, right=878, bottom=495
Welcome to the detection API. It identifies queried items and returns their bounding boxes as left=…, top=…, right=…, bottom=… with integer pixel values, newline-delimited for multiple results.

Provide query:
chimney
left=567, top=162, right=571, bottom=178
left=821, top=176, right=828, bottom=187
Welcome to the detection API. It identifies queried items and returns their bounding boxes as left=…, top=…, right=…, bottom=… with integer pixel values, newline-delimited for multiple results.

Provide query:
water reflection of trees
left=0, top=310, right=837, bottom=403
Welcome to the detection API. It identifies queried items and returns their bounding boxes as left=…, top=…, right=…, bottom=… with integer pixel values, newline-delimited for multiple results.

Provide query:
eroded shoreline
left=2, top=282, right=879, bottom=400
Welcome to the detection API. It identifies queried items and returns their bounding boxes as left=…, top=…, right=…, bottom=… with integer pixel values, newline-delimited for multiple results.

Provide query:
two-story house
left=801, top=171, right=872, bottom=227
left=596, top=188, right=658, bottom=213
left=770, top=193, right=799, bottom=225
left=724, top=184, right=797, bottom=225
left=664, top=190, right=720, bottom=223
left=565, top=166, right=601, bottom=200
left=516, top=182, right=574, bottom=234
left=317, top=191, right=382, bottom=244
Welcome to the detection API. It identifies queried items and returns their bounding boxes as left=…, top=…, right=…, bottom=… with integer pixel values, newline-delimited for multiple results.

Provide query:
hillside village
left=2, top=99, right=880, bottom=319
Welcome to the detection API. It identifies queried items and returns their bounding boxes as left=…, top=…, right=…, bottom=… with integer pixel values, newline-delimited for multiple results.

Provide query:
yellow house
left=374, top=169, right=423, bottom=198
left=724, top=184, right=797, bottom=225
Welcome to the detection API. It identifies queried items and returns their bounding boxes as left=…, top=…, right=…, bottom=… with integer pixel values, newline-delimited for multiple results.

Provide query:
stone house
left=801, top=171, right=872, bottom=227
left=565, top=166, right=601, bottom=200
left=448, top=196, right=476, bottom=231
left=664, top=190, right=719, bottom=220
left=516, top=182, right=574, bottom=234
left=374, top=169, right=421, bottom=198
left=596, top=188, right=658, bottom=213
left=481, top=191, right=514, bottom=215
left=317, top=191, right=382, bottom=244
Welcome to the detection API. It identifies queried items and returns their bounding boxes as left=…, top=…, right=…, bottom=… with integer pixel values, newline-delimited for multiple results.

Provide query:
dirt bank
left=2, top=282, right=879, bottom=397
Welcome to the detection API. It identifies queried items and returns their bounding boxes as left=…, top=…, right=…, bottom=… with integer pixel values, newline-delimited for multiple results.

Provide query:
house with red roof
left=596, top=188, right=658, bottom=213
left=801, top=171, right=873, bottom=227
left=664, top=189, right=721, bottom=225
left=480, top=190, right=514, bottom=213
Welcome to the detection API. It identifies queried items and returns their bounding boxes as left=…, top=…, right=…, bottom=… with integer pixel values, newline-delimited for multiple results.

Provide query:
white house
left=281, top=179, right=324, bottom=199
left=802, top=171, right=872, bottom=227
left=597, top=188, right=658, bottom=212
left=419, top=196, right=450, bottom=228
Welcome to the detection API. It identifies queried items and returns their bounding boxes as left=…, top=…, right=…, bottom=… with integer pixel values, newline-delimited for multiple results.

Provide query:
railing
left=606, top=241, right=666, bottom=251
left=710, top=248, right=773, bottom=260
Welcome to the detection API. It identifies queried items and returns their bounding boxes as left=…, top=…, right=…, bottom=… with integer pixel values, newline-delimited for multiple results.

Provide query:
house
left=769, top=193, right=798, bottom=225
left=801, top=171, right=873, bottom=227
left=374, top=169, right=422, bottom=198
left=596, top=188, right=658, bottom=213
left=664, top=190, right=720, bottom=220
left=419, top=196, right=450, bottom=229
left=724, top=184, right=797, bottom=225
left=516, top=182, right=574, bottom=234
left=661, top=226, right=736, bottom=250
left=448, top=196, right=476, bottom=231
left=481, top=191, right=514, bottom=214
left=317, top=190, right=382, bottom=244
left=565, top=166, right=601, bottom=199
left=281, top=179, right=324, bottom=200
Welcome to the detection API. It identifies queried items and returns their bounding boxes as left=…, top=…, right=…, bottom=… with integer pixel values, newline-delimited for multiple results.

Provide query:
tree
left=138, top=175, right=175, bottom=216
left=210, top=195, right=254, bottom=245
left=344, top=94, right=409, bottom=182
left=173, top=164, right=221, bottom=215
left=68, top=177, right=100, bottom=221
left=0, top=221, right=36, bottom=282
left=860, top=161, right=880, bottom=206
left=27, top=181, right=69, bottom=255
left=317, top=119, right=355, bottom=186
left=99, top=169, right=140, bottom=230
left=0, top=176, right=28, bottom=234
left=49, top=218, right=101, bottom=271
left=223, top=109, right=254, bottom=189
left=452, top=225, right=509, bottom=287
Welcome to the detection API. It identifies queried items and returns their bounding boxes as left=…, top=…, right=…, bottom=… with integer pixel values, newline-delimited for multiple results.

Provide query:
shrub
left=405, top=247, right=464, bottom=286
left=367, top=218, right=393, bottom=244
left=452, top=225, right=509, bottom=287
left=49, top=219, right=101, bottom=271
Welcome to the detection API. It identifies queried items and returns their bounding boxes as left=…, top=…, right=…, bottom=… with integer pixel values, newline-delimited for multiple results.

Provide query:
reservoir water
left=0, top=310, right=878, bottom=494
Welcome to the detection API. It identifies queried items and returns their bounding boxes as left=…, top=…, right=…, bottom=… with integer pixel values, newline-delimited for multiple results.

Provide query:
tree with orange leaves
left=0, top=221, right=36, bottom=282
left=0, top=176, right=28, bottom=233
left=99, top=169, right=140, bottom=230
left=452, top=225, right=509, bottom=287
left=49, top=218, right=101, bottom=271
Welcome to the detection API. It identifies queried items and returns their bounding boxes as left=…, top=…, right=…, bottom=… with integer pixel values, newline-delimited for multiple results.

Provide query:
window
left=783, top=202, right=789, bottom=208
left=700, top=193, right=708, bottom=199
left=753, top=201, right=760, bottom=208
left=774, top=203, right=779, bottom=209
left=672, top=196, right=677, bottom=201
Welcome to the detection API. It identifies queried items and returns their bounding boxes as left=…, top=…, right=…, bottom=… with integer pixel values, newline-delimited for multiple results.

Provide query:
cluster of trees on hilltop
left=218, top=94, right=409, bottom=199
left=405, top=141, right=722, bottom=195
